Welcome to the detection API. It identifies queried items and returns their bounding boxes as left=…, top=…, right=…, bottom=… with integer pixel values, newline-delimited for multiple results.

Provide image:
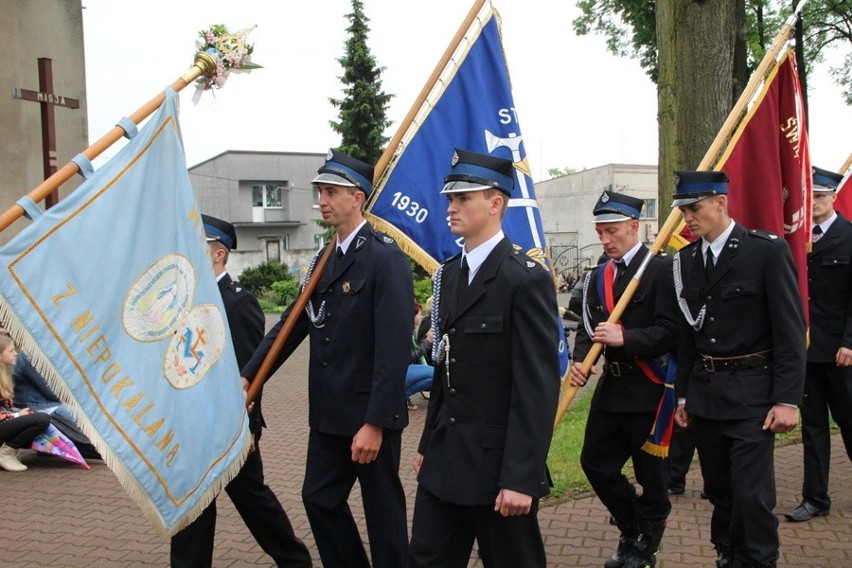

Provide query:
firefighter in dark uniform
left=786, top=166, right=852, bottom=522
left=171, top=215, right=312, bottom=567
left=672, top=171, right=806, bottom=568
left=241, top=151, right=414, bottom=568
left=409, top=149, right=561, bottom=568
left=569, top=191, right=679, bottom=568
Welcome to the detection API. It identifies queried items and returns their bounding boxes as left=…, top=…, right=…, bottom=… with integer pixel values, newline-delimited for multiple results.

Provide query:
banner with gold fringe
left=0, top=88, right=249, bottom=536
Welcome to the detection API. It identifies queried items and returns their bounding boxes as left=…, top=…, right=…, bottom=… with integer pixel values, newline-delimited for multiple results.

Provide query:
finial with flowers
left=195, top=24, right=262, bottom=91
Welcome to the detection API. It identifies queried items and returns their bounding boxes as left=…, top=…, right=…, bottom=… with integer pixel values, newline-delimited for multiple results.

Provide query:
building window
left=252, top=183, right=285, bottom=209
left=641, top=199, right=657, bottom=220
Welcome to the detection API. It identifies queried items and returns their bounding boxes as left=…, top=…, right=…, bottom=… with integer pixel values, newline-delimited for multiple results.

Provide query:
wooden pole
left=840, top=153, right=852, bottom=176
left=0, top=51, right=217, bottom=234
left=370, top=0, right=488, bottom=188
left=245, top=243, right=334, bottom=406
left=553, top=7, right=804, bottom=428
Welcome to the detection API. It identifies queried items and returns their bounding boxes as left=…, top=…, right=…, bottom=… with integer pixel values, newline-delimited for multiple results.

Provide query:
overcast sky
left=81, top=0, right=850, bottom=180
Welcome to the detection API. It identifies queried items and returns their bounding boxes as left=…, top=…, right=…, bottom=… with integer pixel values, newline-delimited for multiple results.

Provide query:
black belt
left=605, top=361, right=641, bottom=377
left=700, top=351, right=771, bottom=373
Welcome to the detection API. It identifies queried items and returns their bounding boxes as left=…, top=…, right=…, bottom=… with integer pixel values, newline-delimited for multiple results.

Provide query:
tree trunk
left=656, top=0, right=738, bottom=227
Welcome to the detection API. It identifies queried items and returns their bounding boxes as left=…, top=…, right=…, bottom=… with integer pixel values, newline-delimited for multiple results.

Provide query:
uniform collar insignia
left=342, top=281, right=351, bottom=294
left=356, top=236, right=367, bottom=249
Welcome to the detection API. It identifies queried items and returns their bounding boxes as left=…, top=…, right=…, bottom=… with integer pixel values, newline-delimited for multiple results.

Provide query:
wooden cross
left=12, top=58, right=80, bottom=209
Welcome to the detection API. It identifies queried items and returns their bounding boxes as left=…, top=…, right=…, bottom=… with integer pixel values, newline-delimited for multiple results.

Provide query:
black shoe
left=668, top=485, right=685, bottom=495
left=715, top=543, right=733, bottom=568
left=603, top=535, right=633, bottom=568
left=784, top=500, right=829, bottom=522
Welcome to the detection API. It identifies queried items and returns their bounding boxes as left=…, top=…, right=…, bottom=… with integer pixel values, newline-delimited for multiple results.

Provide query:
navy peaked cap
left=812, top=166, right=843, bottom=192
left=202, top=214, right=237, bottom=250
left=672, top=170, right=729, bottom=207
left=441, top=149, right=514, bottom=196
left=312, top=149, right=374, bottom=197
left=593, top=190, right=643, bottom=223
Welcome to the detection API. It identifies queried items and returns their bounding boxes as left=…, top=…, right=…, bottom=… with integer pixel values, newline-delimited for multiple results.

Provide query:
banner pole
left=553, top=7, right=805, bottom=428
left=245, top=243, right=334, bottom=406
left=0, top=51, right=218, bottom=234
left=839, top=152, right=852, bottom=175
left=370, top=0, right=487, bottom=189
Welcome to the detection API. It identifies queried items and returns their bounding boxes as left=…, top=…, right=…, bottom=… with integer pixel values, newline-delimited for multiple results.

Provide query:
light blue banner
left=0, top=89, right=249, bottom=535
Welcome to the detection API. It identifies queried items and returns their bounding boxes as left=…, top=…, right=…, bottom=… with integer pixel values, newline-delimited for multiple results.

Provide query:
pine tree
left=329, top=0, right=393, bottom=164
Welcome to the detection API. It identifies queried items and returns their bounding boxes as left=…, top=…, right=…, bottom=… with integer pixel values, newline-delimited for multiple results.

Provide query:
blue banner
left=0, top=89, right=249, bottom=535
left=367, top=4, right=568, bottom=376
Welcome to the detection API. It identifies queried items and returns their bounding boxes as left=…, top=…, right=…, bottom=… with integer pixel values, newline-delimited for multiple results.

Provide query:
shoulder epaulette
left=748, top=229, right=780, bottom=241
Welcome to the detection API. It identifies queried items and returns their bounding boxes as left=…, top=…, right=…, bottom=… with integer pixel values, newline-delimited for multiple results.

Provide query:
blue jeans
left=405, top=364, right=434, bottom=399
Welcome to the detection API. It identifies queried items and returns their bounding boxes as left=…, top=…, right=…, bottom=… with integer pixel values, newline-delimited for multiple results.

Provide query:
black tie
left=460, top=256, right=470, bottom=287
left=336, top=246, right=344, bottom=261
left=613, top=259, right=626, bottom=286
left=705, top=247, right=716, bottom=279
left=812, top=225, right=823, bottom=243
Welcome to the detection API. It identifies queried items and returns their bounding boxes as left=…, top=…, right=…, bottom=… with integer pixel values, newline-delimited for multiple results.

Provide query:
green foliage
left=329, top=0, right=394, bottom=164
left=546, top=388, right=593, bottom=498
left=547, top=166, right=578, bottom=178
left=413, top=276, right=433, bottom=306
left=269, top=280, right=300, bottom=308
left=573, top=0, right=852, bottom=102
left=239, top=261, right=294, bottom=296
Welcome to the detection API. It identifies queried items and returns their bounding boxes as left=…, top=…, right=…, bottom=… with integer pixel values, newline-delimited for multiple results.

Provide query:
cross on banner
left=12, top=58, right=80, bottom=209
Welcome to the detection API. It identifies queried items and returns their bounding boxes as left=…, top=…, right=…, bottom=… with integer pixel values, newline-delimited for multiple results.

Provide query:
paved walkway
left=2, top=315, right=850, bottom=567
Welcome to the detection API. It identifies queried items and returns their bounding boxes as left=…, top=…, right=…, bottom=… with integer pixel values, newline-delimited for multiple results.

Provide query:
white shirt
left=460, top=230, right=505, bottom=285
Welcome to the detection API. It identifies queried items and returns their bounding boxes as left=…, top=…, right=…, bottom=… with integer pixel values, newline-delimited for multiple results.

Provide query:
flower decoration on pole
left=195, top=24, right=262, bottom=91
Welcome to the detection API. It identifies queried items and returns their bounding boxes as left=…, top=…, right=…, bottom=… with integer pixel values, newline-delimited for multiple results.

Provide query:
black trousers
left=800, top=361, right=852, bottom=509
left=171, top=441, right=312, bottom=568
left=302, top=428, right=407, bottom=568
left=667, top=425, right=697, bottom=488
left=580, top=408, right=671, bottom=535
left=692, top=415, right=778, bottom=565
left=0, top=412, right=50, bottom=448
left=408, top=485, right=546, bottom=568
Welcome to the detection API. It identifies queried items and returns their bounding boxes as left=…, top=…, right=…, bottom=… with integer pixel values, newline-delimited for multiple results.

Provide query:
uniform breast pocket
left=821, top=255, right=849, bottom=268
left=463, top=314, right=503, bottom=334
left=720, top=279, right=757, bottom=300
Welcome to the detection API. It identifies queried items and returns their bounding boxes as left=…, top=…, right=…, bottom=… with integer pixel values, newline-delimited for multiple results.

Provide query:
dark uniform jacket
left=675, top=223, right=806, bottom=419
left=219, top=274, right=265, bottom=435
left=241, top=223, right=413, bottom=437
left=417, top=237, right=561, bottom=506
left=573, top=246, right=679, bottom=413
left=807, top=213, right=852, bottom=362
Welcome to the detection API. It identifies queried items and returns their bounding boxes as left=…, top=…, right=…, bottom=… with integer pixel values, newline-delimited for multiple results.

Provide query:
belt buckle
left=610, top=362, right=622, bottom=377
left=702, top=355, right=715, bottom=373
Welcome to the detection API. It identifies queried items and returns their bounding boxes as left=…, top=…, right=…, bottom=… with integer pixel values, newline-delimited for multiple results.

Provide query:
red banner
left=835, top=169, right=852, bottom=219
left=673, top=50, right=812, bottom=316
left=719, top=49, right=811, bottom=323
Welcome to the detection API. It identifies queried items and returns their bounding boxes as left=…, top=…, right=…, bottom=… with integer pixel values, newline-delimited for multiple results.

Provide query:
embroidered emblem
left=673, top=173, right=681, bottom=186
left=727, top=238, right=739, bottom=249
left=600, top=191, right=609, bottom=203
left=123, top=254, right=195, bottom=342
left=342, top=281, right=351, bottom=293
left=527, top=261, right=535, bottom=268
left=451, top=150, right=460, bottom=166
left=163, top=304, right=227, bottom=389
left=356, top=236, right=367, bottom=249
left=383, top=235, right=394, bottom=244
left=326, top=149, right=334, bottom=160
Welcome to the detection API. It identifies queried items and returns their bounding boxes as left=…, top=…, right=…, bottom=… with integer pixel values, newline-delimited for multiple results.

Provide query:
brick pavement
left=1, top=314, right=850, bottom=567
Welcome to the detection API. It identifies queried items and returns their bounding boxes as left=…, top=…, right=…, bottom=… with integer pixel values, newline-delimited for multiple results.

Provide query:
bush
left=270, top=280, right=300, bottom=308
left=239, top=261, right=293, bottom=296
left=413, top=276, right=433, bottom=305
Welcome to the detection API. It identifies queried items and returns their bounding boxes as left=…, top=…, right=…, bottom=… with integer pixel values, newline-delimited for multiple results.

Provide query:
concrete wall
left=1, top=0, right=87, bottom=244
